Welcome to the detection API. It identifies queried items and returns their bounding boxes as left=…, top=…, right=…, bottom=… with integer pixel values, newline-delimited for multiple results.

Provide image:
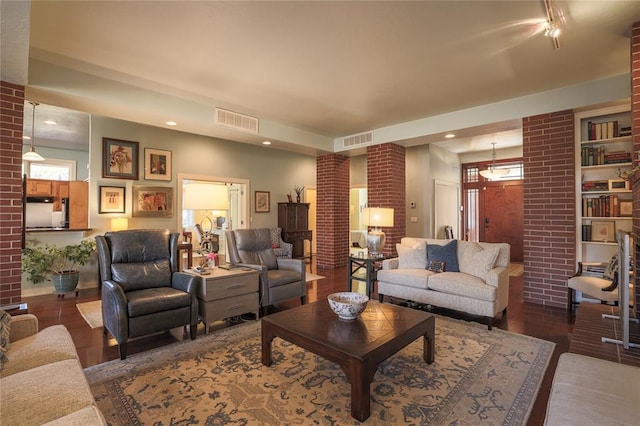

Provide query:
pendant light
left=479, top=142, right=509, bottom=179
left=22, top=101, right=45, bottom=162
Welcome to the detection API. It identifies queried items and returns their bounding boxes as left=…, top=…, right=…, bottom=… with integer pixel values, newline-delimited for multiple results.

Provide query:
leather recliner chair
left=226, top=228, right=306, bottom=312
left=96, top=229, right=199, bottom=359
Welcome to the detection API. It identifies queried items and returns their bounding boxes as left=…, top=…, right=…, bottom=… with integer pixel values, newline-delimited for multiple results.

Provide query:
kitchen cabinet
left=53, top=181, right=69, bottom=212
left=68, top=181, right=89, bottom=229
left=26, top=178, right=53, bottom=196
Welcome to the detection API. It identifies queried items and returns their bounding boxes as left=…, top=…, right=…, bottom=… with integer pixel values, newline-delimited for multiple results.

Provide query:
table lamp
left=183, top=182, right=229, bottom=254
left=362, top=207, right=394, bottom=257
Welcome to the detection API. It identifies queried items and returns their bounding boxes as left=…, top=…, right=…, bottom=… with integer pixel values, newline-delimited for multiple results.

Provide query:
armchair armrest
left=172, top=271, right=198, bottom=295
left=486, top=266, right=508, bottom=288
left=9, top=314, right=38, bottom=343
left=237, top=262, right=269, bottom=284
left=382, top=258, right=399, bottom=270
left=276, top=258, right=305, bottom=273
left=102, top=280, right=129, bottom=341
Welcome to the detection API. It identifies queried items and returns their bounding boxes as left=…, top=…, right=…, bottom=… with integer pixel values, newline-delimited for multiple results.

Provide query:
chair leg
left=118, top=342, right=127, bottom=360
left=190, top=323, right=197, bottom=340
left=378, top=294, right=384, bottom=303
left=301, top=295, right=307, bottom=305
left=487, top=317, right=493, bottom=330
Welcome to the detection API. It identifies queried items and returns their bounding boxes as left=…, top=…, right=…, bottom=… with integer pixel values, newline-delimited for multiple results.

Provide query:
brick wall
left=522, top=111, right=575, bottom=308
left=631, top=22, right=640, bottom=309
left=0, top=81, right=25, bottom=305
left=366, top=143, right=406, bottom=257
left=316, top=154, right=350, bottom=268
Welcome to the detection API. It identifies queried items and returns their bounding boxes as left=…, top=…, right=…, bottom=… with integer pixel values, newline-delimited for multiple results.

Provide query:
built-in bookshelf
left=575, top=104, right=634, bottom=266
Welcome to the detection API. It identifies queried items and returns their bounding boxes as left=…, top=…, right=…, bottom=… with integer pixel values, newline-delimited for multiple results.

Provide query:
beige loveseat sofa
left=377, top=237, right=510, bottom=329
left=545, top=353, right=640, bottom=425
left=0, top=312, right=106, bottom=425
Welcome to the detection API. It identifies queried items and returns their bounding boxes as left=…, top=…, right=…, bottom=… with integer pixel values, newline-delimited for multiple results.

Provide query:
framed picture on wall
left=144, top=148, right=172, bottom=181
left=102, top=137, right=139, bottom=180
left=255, top=191, right=270, bottom=213
left=98, top=186, right=126, bottom=213
left=132, top=186, right=173, bottom=217
left=591, top=221, right=615, bottom=243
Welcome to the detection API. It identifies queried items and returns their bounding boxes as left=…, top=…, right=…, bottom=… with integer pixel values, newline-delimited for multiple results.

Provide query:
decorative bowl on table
left=327, top=292, right=369, bottom=320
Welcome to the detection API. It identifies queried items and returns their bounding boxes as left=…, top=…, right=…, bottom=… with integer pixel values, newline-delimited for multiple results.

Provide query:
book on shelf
left=582, top=262, right=607, bottom=277
left=581, top=224, right=592, bottom=242
left=587, top=120, right=619, bottom=140
left=581, top=180, right=609, bottom=191
left=582, top=194, right=620, bottom=217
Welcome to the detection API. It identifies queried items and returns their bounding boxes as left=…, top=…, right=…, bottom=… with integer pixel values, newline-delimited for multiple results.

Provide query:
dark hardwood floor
left=23, top=263, right=572, bottom=426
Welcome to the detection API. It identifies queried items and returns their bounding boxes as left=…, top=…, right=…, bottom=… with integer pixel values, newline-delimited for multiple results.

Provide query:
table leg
left=343, top=358, right=375, bottom=421
left=261, top=323, right=275, bottom=366
left=423, top=317, right=435, bottom=364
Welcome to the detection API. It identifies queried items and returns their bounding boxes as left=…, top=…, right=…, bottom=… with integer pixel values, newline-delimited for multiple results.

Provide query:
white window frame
left=23, top=158, right=77, bottom=181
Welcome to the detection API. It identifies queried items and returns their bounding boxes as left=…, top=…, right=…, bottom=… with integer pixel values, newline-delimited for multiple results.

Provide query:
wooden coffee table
left=261, top=300, right=435, bottom=421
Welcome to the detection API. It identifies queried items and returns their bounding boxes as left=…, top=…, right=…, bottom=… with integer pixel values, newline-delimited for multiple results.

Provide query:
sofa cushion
left=427, top=272, right=497, bottom=302
left=1, top=359, right=97, bottom=426
left=396, top=242, right=427, bottom=269
left=1, top=325, right=78, bottom=378
left=377, top=268, right=433, bottom=289
left=459, top=243, right=500, bottom=280
left=427, top=240, right=459, bottom=272
left=43, top=405, right=106, bottom=426
left=269, top=228, right=282, bottom=247
left=603, top=254, right=618, bottom=281
left=0, top=310, right=10, bottom=371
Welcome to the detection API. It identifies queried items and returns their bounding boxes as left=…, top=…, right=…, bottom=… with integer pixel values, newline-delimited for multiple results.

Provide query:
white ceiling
left=3, top=1, right=640, bottom=156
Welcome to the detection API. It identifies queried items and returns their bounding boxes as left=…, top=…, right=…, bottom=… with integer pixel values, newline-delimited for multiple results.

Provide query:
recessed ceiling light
left=262, top=141, right=272, bottom=145
left=166, top=121, right=177, bottom=126
left=44, top=119, right=57, bottom=125
left=445, top=133, right=455, bottom=139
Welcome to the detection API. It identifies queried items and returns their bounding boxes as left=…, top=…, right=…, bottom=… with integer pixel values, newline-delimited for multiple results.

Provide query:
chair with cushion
left=226, top=228, right=306, bottom=311
left=270, top=227, right=293, bottom=259
left=96, top=229, right=199, bottom=359
left=567, top=255, right=619, bottom=312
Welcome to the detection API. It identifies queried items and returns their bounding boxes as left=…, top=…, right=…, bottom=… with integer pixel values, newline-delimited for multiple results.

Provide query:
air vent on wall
left=343, top=131, right=373, bottom=148
left=215, top=108, right=259, bottom=133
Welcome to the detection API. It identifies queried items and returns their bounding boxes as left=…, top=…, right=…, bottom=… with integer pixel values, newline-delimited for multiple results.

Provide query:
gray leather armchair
left=96, top=229, right=199, bottom=359
left=226, top=228, right=306, bottom=311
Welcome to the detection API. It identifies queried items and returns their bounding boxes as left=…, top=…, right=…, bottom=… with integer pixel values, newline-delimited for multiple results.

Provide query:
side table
left=187, top=267, right=260, bottom=333
left=347, top=254, right=386, bottom=299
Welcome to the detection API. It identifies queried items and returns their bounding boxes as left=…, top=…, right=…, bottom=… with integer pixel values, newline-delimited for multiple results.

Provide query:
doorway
left=462, top=161, right=524, bottom=262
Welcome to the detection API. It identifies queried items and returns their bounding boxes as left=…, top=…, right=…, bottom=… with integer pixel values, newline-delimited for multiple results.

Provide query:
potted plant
left=22, top=238, right=96, bottom=293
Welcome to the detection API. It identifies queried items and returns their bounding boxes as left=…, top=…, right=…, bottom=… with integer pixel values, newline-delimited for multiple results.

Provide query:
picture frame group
left=132, top=186, right=174, bottom=217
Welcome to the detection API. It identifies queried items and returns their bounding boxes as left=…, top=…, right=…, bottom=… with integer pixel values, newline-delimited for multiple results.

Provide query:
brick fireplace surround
left=1, top=21, right=639, bottom=306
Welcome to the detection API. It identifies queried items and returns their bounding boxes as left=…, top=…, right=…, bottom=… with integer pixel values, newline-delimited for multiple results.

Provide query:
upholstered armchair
left=567, top=257, right=619, bottom=312
left=270, top=227, right=293, bottom=259
left=96, top=229, right=199, bottom=359
left=226, top=228, right=306, bottom=311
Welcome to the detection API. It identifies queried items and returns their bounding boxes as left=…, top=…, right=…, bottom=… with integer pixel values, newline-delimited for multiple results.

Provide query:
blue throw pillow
left=427, top=240, right=459, bottom=272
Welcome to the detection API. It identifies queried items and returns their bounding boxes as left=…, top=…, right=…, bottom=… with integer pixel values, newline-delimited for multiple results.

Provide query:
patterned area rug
left=76, top=300, right=103, bottom=329
left=85, top=315, right=554, bottom=425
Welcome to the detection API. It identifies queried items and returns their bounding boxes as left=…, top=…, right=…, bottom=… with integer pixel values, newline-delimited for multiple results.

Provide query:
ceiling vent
left=343, top=131, right=373, bottom=148
left=215, top=108, right=259, bottom=133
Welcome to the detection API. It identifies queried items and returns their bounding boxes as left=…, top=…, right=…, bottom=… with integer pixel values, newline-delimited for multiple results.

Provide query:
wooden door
left=481, top=182, right=523, bottom=262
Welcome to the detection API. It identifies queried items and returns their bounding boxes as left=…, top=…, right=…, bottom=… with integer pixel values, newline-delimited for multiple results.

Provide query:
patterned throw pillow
left=0, top=310, right=10, bottom=371
left=427, top=240, right=459, bottom=272
left=603, top=255, right=618, bottom=281
left=428, top=260, right=446, bottom=273
left=269, top=228, right=282, bottom=248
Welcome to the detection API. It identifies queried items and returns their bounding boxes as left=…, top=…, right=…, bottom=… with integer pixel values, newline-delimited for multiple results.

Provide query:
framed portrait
left=255, top=191, right=270, bottom=213
left=144, top=148, right=172, bottom=181
left=607, top=178, right=630, bottom=192
left=98, top=186, right=126, bottom=214
left=103, top=138, right=139, bottom=180
left=132, top=186, right=173, bottom=217
left=591, top=221, right=615, bottom=243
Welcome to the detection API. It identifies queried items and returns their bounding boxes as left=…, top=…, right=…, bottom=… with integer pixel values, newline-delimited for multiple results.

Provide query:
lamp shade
left=183, top=183, right=229, bottom=211
left=362, top=207, right=394, bottom=228
left=110, top=217, right=129, bottom=231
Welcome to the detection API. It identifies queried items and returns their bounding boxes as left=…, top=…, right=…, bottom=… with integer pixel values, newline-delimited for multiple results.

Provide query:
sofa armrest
left=9, top=314, right=39, bottom=342
left=382, top=258, right=399, bottom=270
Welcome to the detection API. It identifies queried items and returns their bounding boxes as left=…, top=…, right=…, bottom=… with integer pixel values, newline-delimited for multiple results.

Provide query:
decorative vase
left=208, top=259, right=217, bottom=269
left=296, top=195, right=301, bottom=203
left=52, top=271, right=80, bottom=293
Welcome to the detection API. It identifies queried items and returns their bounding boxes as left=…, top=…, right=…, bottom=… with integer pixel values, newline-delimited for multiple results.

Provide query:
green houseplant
left=22, top=238, right=96, bottom=293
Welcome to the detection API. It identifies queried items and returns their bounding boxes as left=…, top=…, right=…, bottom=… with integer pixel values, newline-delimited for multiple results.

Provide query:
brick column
left=316, top=154, right=350, bottom=269
left=522, top=111, right=575, bottom=308
left=0, top=81, right=25, bottom=305
left=631, top=21, right=640, bottom=309
left=366, top=143, right=406, bottom=258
